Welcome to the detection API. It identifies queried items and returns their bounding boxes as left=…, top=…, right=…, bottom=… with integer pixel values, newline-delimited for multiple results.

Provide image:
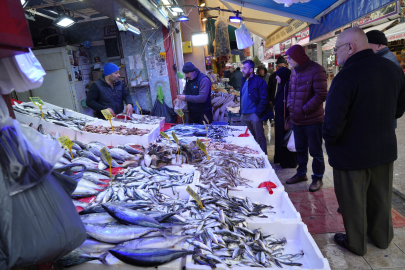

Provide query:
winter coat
left=240, top=74, right=274, bottom=121
left=267, top=72, right=277, bottom=104
left=287, top=58, right=327, bottom=125
left=230, top=70, right=243, bottom=90
left=377, top=47, right=400, bottom=66
left=86, top=75, right=133, bottom=118
left=323, top=49, right=405, bottom=170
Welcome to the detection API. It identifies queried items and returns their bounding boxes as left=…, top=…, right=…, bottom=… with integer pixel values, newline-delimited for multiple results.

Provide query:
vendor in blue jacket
left=86, top=63, right=134, bottom=119
left=240, top=59, right=274, bottom=154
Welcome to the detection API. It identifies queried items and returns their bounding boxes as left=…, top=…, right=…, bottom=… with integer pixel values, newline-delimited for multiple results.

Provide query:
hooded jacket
left=286, top=45, right=327, bottom=125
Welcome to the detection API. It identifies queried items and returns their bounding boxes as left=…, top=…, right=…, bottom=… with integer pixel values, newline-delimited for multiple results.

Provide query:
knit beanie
left=104, top=63, right=119, bottom=76
left=366, top=30, right=388, bottom=46
left=285, top=45, right=309, bottom=66
left=276, top=56, right=287, bottom=65
left=182, top=62, right=197, bottom=73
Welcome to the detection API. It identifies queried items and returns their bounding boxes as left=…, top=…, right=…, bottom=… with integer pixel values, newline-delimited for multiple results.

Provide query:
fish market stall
left=113, top=114, right=165, bottom=128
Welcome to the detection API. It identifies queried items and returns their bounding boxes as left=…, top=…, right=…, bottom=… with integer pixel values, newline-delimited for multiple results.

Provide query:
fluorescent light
left=161, top=0, right=170, bottom=4
left=116, top=21, right=140, bottom=34
left=229, top=16, right=242, bottom=23
left=171, top=6, right=183, bottom=13
left=159, top=8, right=168, bottom=18
left=116, top=21, right=126, bottom=31
left=126, top=23, right=140, bottom=35
left=176, top=15, right=189, bottom=22
left=21, top=0, right=28, bottom=7
left=53, top=15, right=76, bottom=28
left=200, top=2, right=206, bottom=7
left=192, top=33, right=208, bottom=46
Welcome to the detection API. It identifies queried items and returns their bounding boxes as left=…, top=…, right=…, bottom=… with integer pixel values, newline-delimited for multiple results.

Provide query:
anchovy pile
left=207, top=125, right=239, bottom=143
left=13, top=103, right=93, bottom=131
left=207, top=141, right=259, bottom=154
left=164, top=124, right=239, bottom=142
left=82, top=125, right=150, bottom=136
left=114, top=114, right=164, bottom=125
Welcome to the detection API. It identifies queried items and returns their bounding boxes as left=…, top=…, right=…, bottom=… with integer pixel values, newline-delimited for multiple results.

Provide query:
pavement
left=264, top=123, right=405, bottom=270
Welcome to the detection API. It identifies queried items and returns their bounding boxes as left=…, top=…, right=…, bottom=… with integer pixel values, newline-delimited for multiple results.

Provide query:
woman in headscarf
left=273, top=67, right=297, bottom=168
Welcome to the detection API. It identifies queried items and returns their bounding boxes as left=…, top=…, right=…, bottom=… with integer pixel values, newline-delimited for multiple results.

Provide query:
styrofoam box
left=66, top=244, right=187, bottom=270
left=131, top=113, right=165, bottom=129
left=229, top=125, right=253, bottom=137
left=228, top=188, right=300, bottom=222
left=158, top=165, right=199, bottom=200
left=222, top=136, right=265, bottom=155
left=184, top=220, right=330, bottom=270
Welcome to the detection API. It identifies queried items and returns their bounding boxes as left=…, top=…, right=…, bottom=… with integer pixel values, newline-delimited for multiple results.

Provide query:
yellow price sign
left=172, top=131, right=179, bottom=154
left=186, top=186, right=203, bottom=208
left=101, top=109, right=115, bottom=134
left=176, top=109, right=185, bottom=125
left=135, top=101, right=142, bottom=115
left=160, top=131, right=171, bottom=144
left=29, top=97, right=44, bottom=119
left=100, top=147, right=113, bottom=185
left=196, top=138, right=209, bottom=160
left=58, top=135, right=74, bottom=158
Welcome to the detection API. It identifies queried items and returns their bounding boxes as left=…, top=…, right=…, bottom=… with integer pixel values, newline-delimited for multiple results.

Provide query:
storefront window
left=322, top=39, right=335, bottom=74
left=306, top=44, right=317, bottom=63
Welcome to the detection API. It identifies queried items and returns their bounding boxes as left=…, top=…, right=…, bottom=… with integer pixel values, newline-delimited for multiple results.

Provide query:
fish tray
left=227, top=188, right=301, bottom=223
left=158, top=165, right=200, bottom=200
left=222, top=137, right=265, bottom=156
left=131, top=113, right=166, bottom=129
left=184, top=220, right=330, bottom=270
left=229, top=125, right=253, bottom=137
left=65, top=245, right=186, bottom=270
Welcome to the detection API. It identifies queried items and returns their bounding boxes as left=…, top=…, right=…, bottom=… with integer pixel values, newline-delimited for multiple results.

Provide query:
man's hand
left=107, top=108, right=116, bottom=117
left=177, top=95, right=186, bottom=101
left=124, top=104, right=133, bottom=117
left=269, top=101, right=273, bottom=105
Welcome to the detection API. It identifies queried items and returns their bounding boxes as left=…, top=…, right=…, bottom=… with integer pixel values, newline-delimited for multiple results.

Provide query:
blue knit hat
left=104, top=63, right=119, bottom=76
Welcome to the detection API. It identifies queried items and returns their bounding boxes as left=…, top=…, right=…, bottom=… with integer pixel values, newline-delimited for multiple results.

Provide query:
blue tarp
left=310, top=0, right=396, bottom=40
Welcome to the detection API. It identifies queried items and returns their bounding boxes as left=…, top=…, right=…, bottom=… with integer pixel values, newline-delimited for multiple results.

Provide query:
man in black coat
left=323, top=27, right=405, bottom=256
left=267, top=56, right=288, bottom=106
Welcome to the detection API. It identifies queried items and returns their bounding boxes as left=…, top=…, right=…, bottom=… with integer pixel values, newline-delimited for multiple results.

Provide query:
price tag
left=172, top=131, right=179, bottom=154
left=186, top=186, right=204, bottom=208
left=135, top=101, right=142, bottom=115
left=101, top=109, right=115, bottom=134
left=160, top=131, right=171, bottom=143
left=29, top=97, right=44, bottom=119
left=100, top=147, right=113, bottom=185
left=176, top=109, right=185, bottom=125
left=204, top=114, right=209, bottom=124
left=203, top=121, right=209, bottom=141
left=58, top=135, right=74, bottom=158
left=196, top=138, right=209, bottom=160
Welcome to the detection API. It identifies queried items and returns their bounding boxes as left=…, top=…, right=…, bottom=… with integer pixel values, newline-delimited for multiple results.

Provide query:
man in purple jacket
left=285, top=45, right=328, bottom=192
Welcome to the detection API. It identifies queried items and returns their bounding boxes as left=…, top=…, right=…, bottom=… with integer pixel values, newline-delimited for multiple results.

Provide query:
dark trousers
left=334, top=162, right=394, bottom=255
left=242, top=113, right=267, bottom=154
left=188, top=110, right=213, bottom=124
left=293, top=123, right=325, bottom=180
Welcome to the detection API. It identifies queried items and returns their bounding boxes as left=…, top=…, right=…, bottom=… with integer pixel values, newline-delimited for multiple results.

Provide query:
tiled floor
left=265, top=124, right=405, bottom=269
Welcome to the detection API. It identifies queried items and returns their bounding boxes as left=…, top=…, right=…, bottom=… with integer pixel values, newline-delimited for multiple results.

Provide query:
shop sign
left=352, top=2, right=397, bottom=27
left=280, top=39, right=291, bottom=54
left=263, top=47, right=274, bottom=60
left=265, top=19, right=308, bottom=48
left=387, top=32, right=405, bottom=41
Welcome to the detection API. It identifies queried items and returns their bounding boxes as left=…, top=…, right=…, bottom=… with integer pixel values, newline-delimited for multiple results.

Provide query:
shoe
left=286, top=174, right=308, bottom=184
left=337, top=207, right=341, bottom=214
left=334, top=233, right=366, bottom=256
left=309, top=180, right=323, bottom=192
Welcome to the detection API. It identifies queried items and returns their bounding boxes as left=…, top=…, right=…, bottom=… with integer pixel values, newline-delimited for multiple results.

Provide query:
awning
left=363, top=20, right=397, bottom=33
left=385, top=22, right=405, bottom=41
left=322, top=37, right=337, bottom=51
left=310, top=0, right=397, bottom=40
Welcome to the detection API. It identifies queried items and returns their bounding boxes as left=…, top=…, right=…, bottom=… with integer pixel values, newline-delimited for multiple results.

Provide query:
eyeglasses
left=333, top=42, right=350, bottom=52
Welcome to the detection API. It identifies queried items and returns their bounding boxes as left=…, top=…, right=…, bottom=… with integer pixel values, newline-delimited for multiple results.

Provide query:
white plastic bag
left=0, top=49, right=46, bottom=94
left=235, top=23, right=254, bottom=50
left=174, top=98, right=187, bottom=111
left=287, top=130, right=296, bottom=152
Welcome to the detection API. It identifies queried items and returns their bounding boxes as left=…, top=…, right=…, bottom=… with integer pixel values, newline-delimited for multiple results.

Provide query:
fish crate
left=223, top=137, right=265, bottom=156
left=66, top=245, right=187, bottom=270
left=237, top=154, right=280, bottom=187
left=158, top=165, right=200, bottom=200
left=227, top=188, right=301, bottom=222
left=184, top=220, right=330, bottom=270
left=131, top=113, right=166, bottom=129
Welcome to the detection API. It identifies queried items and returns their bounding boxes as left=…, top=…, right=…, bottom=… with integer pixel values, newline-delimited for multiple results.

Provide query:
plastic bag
left=282, top=129, right=296, bottom=152
left=0, top=49, right=46, bottom=94
left=235, top=23, right=254, bottom=50
left=0, top=96, right=64, bottom=196
left=0, top=164, right=87, bottom=269
left=214, top=17, right=231, bottom=57
left=174, top=99, right=187, bottom=111
left=152, top=97, right=176, bottom=123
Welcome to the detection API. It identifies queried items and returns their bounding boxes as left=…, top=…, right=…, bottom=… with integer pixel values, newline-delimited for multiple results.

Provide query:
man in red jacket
left=285, top=45, right=328, bottom=192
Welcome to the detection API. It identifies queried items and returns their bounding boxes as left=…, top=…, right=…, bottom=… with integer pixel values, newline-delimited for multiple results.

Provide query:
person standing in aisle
left=366, top=30, right=400, bottom=129
left=273, top=66, right=297, bottom=168
left=230, top=67, right=243, bottom=91
left=86, top=63, right=133, bottom=119
left=174, top=62, right=213, bottom=124
left=285, top=44, right=327, bottom=192
left=268, top=56, right=288, bottom=107
left=324, top=27, right=405, bottom=256
left=256, top=64, right=270, bottom=85
left=240, top=60, right=273, bottom=154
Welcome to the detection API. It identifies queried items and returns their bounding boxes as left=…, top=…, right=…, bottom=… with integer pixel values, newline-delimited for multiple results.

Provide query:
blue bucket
left=211, top=121, right=227, bottom=125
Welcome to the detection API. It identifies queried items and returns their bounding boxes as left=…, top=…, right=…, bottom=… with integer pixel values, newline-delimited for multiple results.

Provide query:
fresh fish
left=72, top=140, right=86, bottom=149
left=109, top=248, right=194, bottom=267
left=72, top=185, right=99, bottom=199
left=79, top=239, right=116, bottom=254
left=80, top=213, right=116, bottom=224
left=71, top=157, right=98, bottom=168
left=109, top=148, right=135, bottom=161
left=101, top=154, right=121, bottom=168
left=56, top=248, right=107, bottom=267
left=78, top=178, right=102, bottom=190
left=85, top=167, right=111, bottom=177
left=72, top=200, right=89, bottom=209
left=77, top=150, right=99, bottom=163
left=85, top=223, right=161, bottom=244
left=99, top=160, right=108, bottom=170
left=117, top=235, right=193, bottom=249
left=101, top=204, right=166, bottom=229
